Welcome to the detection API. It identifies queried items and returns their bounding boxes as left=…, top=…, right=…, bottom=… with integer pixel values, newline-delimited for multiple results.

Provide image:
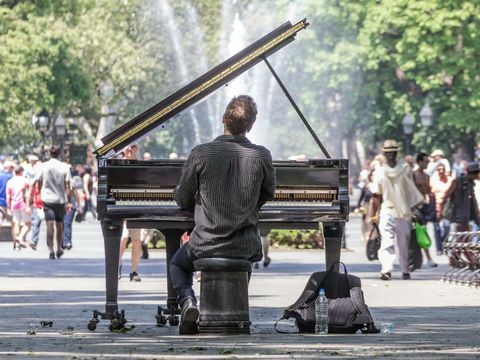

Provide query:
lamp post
left=419, top=101, right=433, bottom=127
left=54, top=115, right=67, bottom=161
left=402, top=113, right=415, bottom=155
left=419, top=101, right=433, bottom=152
left=31, top=109, right=51, bottom=160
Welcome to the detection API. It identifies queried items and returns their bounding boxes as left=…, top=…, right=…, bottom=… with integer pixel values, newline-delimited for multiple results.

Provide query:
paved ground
left=0, top=215, right=479, bottom=359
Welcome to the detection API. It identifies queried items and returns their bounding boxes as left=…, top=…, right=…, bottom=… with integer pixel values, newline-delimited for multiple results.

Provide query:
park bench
left=441, top=231, right=480, bottom=288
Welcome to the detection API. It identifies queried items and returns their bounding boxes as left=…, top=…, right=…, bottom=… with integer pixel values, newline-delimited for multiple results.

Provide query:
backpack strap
left=328, top=261, right=349, bottom=274
left=349, top=287, right=380, bottom=333
left=328, top=261, right=353, bottom=290
left=288, top=271, right=329, bottom=311
left=368, top=224, right=381, bottom=240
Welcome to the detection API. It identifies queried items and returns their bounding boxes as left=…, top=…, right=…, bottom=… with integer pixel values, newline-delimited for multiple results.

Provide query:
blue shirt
left=0, top=171, right=13, bottom=207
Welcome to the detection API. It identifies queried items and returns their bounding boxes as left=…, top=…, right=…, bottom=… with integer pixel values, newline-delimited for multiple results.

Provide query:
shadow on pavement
left=0, top=291, right=478, bottom=359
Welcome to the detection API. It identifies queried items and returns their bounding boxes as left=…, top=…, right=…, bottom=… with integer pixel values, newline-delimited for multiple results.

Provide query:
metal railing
left=441, top=231, right=480, bottom=288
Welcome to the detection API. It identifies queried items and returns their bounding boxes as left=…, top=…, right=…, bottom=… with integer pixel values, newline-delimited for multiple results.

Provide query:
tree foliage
left=0, top=0, right=478, bottom=160
left=360, top=0, right=480, bottom=154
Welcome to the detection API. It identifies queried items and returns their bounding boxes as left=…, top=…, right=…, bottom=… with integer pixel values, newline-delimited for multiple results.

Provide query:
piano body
left=90, top=19, right=349, bottom=331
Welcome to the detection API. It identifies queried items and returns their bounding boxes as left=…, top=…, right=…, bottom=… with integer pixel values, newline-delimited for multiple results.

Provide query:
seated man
left=171, top=95, right=276, bottom=334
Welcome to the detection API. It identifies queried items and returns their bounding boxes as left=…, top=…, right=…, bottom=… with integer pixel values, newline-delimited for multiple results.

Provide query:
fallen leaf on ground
left=219, top=349, right=234, bottom=354
left=59, top=326, right=75, bottom=335
left=111, top=325, right=135, bottom=333
left=27, top=328, right=38, bottom=335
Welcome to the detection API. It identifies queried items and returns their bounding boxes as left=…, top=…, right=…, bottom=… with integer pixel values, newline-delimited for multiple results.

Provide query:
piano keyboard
left=114, top=200, right=332, bottom=208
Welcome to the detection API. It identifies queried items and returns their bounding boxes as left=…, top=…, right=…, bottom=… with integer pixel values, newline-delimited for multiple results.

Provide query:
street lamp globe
left=419, top=101, right=433, bottom=128
left=37, top=109, right=50, bottom=134
left=54, top=115, right=66, bottom=139
left=402, top=113, right=415, bottom=135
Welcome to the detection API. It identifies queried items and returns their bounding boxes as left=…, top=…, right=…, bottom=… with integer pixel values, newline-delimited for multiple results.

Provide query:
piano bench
left=193, top=258, right=252, bottom=334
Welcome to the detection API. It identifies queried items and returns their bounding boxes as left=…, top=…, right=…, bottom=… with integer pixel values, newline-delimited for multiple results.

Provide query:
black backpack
left=275, top=262, right=379, bottom=334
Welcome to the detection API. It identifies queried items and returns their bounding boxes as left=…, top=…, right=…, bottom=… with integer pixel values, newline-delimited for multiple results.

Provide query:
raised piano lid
left=94, top=19, right=309, bottom=158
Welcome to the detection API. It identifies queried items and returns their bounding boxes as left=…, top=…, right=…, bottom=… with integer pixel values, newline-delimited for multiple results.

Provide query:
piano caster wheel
left=155, top=306, right=168, bottom=327
left=109, top=318, right=127, bottom=332
left=108, top=310, right=127, bottom=332
left=87, top=318, right=99, bottom=331
left=168, top=315, right=179, bottom=327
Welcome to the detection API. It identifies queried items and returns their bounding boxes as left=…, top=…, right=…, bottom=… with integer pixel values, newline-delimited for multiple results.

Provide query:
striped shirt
left=174, top=135, right=276, bottom=261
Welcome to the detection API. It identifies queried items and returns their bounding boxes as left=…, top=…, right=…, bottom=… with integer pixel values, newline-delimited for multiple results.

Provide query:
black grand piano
left=89, top=19, right=349, bottom=331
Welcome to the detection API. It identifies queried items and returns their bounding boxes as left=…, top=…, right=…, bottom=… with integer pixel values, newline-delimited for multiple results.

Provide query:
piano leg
left=88, top=220, right=125, bottom=331
left=324, top=222, right=344, bottom=272
left=155, top=229, right=184, bottom=327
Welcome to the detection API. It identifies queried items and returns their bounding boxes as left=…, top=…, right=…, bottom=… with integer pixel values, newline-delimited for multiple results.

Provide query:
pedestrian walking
left=6, top=165, right=32, bottom=249
left=370, top=140, right=424, bottom=280
left=63, top=166, right=83, bottom=250
left=118, top=144, right=145, bottom=281
left=254, top=229, right=272, bottom=269
left=412, top=152, right=437, bottom=267
left=34, top=145, right=72, bottom=259
left=0, top=161, right=15, bottom=224
left=29, top=180, right=44, bottom=250
left=443, top=162, right=480, bottom=232
left=431, top=164, right=453, bottom=254
left=426, top=149, right=451, bottom=176
left=82, top=165, right=97, bottom=220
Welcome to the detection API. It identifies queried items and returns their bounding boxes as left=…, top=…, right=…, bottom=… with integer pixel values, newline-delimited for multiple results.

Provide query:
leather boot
left=179, top=298, right=199, bottom=335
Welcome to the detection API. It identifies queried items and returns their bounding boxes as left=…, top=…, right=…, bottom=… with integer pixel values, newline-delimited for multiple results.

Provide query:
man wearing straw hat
left=370, top=140, right=424, bottom=280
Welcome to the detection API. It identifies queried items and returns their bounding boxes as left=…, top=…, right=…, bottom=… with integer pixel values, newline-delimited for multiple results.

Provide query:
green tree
left=360, top=0, right=480, bottom=156
left=0, top=2, right=91, bottom=154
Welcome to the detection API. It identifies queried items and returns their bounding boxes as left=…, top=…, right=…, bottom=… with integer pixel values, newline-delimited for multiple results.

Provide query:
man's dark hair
left=49, top=145, right=61, bottom=158
left=14, top=165, right=24, bottom=175
left=416, top=152, right=429, bottom=163
left=223, top=95, right=257, bottom=135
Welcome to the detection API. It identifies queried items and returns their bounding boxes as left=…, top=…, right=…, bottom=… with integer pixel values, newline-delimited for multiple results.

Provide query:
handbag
left=366, top=224, right=381, bottom=261
left=415, top=223, right=431, bottom=249
left=274, top=262, right=379, bottom=334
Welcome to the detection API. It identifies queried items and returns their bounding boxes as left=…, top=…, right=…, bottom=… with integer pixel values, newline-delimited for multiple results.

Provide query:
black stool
left=193, top=258, right=251, bottom=334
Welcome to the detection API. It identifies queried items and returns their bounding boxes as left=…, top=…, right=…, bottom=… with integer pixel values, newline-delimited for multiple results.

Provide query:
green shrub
left=268, top=229, right=324, bottom=249
left=145, top=229, right=325, bottom=250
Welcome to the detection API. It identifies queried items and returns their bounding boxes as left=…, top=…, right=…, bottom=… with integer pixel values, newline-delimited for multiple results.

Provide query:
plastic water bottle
left=315, top=288, right=328, bottom=334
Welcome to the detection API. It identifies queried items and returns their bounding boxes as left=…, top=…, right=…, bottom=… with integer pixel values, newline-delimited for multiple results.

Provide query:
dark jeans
left=84, top=199, right=97, bottom=220
left=63, top=207, right=76, bottom=247
left=434, top=219, right=450, bottom=252
left=170, top=244, right=254, bottom=307
left=170, top=244, right=198, bottom=306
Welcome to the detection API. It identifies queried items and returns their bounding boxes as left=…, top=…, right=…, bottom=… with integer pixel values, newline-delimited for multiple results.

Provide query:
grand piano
left=89, top=19, right=349, bottom=331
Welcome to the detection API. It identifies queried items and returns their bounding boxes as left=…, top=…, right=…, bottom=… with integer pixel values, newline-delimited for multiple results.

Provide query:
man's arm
left=174, top=152, right=198, bottom=212
left=24, top=182, right=31, bottom=213
left=368, top=169, right=383, bottom=224
left=6, top=183, right=11, bottom=216
left=258, top=152, right=276, bottom=207
left=83, top=174, right=90, bottom=200
left=65, top=166, right=72, bottom=210
left=439, top=179, right=456, bottom=216
left=74, top=188, right=82, bottom=211
left=65, top=179, right=72, bottom=211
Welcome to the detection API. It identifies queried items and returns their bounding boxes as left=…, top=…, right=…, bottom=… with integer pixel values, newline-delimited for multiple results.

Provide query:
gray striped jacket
left=175, top=135, right=276, bottom=261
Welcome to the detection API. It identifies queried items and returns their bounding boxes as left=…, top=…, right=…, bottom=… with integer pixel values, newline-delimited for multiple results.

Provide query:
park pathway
left=0, top=216, right=478, bottom=359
